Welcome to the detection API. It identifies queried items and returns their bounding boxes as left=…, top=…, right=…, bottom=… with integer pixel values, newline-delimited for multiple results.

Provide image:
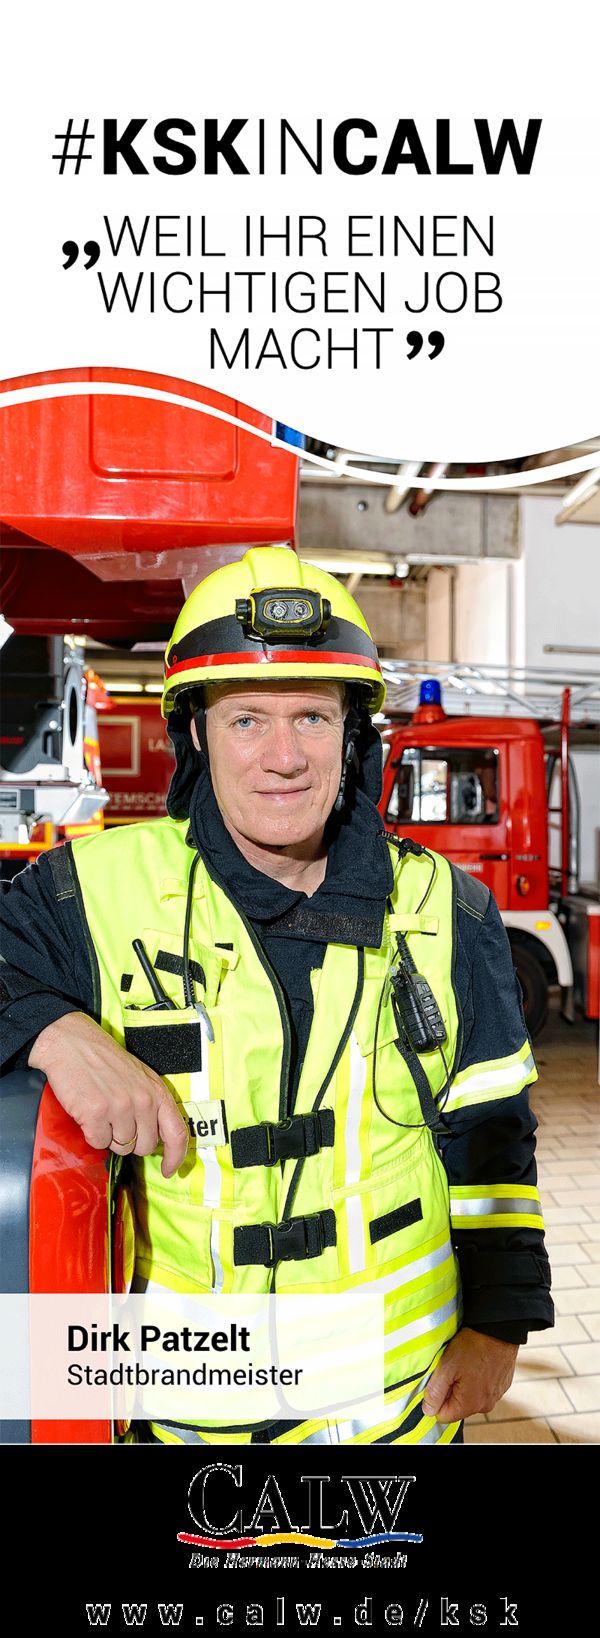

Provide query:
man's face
left=195, top=679, right=347, bottom=852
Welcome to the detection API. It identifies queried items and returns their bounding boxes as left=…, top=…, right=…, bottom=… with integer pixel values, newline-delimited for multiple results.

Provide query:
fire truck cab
left=380, top=679, right=599, bottom=1037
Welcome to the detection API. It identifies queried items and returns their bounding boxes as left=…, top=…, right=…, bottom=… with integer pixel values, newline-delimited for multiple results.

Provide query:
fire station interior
left=1, top=384, right=599, bottom=1444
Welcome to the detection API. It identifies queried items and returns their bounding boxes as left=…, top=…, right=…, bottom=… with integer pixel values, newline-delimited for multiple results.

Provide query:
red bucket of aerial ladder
left=0, top=367, right=300, bottom=638
left=0, top=369, right=301, bottom=1441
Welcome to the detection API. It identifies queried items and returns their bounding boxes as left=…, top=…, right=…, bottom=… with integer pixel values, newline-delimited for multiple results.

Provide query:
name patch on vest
left=183, top=1100, right=227, bottom=1146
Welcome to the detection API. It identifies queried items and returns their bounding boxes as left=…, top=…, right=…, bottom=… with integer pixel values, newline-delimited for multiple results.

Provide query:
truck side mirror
left=396, top=762, right=415, bottom=820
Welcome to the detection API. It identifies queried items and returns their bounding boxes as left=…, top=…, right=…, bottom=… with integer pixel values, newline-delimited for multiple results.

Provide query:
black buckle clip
left=231, top=1111, right=335, bottom=1171
left=264, top=1113, right=321, bottom=1166
left=264, top=1119, right=286, bottom=1166
left=261, top=1213, right=325, bottom=1266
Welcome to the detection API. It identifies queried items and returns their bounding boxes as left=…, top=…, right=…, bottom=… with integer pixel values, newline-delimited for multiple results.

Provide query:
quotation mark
left=406, top=331, right=445, bottom=360
left=62, top=240, right=100, bottom=269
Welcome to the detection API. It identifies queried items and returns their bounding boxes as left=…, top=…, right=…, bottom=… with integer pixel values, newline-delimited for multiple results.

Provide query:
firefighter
left=0, top=548, right=553, bottom=1444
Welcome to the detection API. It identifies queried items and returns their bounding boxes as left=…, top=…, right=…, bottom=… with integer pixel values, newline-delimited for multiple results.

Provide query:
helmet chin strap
left=334, top=706, right=361, bottom=813
left=191, top=704, right=209, bottom=762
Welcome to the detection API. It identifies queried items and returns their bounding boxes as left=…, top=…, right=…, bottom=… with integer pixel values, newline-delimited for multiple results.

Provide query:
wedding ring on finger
left=110, top=1123, right=138, bottom=1154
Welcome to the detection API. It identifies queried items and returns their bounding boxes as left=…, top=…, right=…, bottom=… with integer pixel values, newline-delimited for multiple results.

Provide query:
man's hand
left=28, top=1012, right=189, bottom=1179
left=422, top=1327, right=519, bottom=1422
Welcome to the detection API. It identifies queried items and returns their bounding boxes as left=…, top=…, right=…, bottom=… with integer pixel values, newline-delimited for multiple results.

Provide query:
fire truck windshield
left=387, top=745, right=499, bottom=826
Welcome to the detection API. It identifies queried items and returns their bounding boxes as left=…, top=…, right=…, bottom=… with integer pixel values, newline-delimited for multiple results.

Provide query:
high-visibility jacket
left=71, top=818, right=545, bottom=1446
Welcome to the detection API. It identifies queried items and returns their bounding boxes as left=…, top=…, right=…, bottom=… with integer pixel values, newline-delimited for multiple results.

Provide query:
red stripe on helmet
left=164, top=649, right=381, bottom=680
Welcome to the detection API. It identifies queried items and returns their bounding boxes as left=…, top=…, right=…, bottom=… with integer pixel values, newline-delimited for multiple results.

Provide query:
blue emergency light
left=419, top=678, right=442, bottom=706
left=274, top=423, right=306, bottom=449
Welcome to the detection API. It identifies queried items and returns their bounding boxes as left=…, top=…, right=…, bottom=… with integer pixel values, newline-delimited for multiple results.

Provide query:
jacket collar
left=184, top=758, right=393, bottom=947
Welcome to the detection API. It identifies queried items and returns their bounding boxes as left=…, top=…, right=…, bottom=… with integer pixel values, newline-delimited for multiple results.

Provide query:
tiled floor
left=465, top=1000, right=600, bottom=1444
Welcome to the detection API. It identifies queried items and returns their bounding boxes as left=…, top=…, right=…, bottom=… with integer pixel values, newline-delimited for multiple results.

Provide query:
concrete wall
left=516, top=498, right=600, bottom=665
left=425, top=568, right=453, bottom=661
left=353, top=579, right=426, bottom=659
left=424, top=557, right=514, bottom=667
left=453, top=560, right=512, bottom=666
left=298, top=487, right=519, bottom=560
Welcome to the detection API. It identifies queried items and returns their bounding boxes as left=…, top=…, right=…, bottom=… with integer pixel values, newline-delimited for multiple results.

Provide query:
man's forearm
left=1, top=991, right=82, bottom=1075
left=0, top=845, right=97, bottom=1074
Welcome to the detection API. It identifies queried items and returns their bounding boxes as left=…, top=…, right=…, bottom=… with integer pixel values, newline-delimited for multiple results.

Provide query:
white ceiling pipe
left=384, top=461, right=423, bottom=514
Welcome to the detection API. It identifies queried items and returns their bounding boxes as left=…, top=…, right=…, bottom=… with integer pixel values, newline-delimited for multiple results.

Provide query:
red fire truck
left=97, top=695, right=174, bottom=827
left=380, top=675, right=600, bottom=1037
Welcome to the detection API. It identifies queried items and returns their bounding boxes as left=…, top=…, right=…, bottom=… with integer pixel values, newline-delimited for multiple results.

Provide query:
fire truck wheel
left=512, top=945, right=549, bottom=1039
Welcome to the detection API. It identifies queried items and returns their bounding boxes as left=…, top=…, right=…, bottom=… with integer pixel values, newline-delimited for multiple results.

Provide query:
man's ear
left=190, top=716, right=201, bottom=752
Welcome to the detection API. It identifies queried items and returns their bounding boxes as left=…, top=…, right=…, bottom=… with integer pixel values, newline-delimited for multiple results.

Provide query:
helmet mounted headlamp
left=235, top=587, right=331, bottom=641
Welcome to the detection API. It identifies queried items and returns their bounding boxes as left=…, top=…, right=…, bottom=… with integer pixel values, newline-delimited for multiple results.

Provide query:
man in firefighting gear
left=0, top=547, right=553, bottom=1444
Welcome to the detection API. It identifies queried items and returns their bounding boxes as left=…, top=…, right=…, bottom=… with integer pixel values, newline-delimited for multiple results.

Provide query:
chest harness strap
left=234, top=1209, right=336, bottom=1268
left=231, top=1109, right=335, bottom=1169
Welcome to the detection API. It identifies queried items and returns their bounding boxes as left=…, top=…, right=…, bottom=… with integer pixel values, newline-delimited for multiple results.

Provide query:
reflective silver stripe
left=453, top=1050, right=535, bottom=1091
left=189, top=1062, right=211, bottom=1101
left=385, top=1294, right=459, bottom=1351
left=298, top=1426, right=338, bottom=1444
left=346, top=1196, right=366, bottom=1276
left=331, top=1368, right=432, bottom=1441
left=150, top=1410, right=455, bottom=1447
left=199, top=1146, right=222, bottom=1210
left=152, top=1364, right=438, bottom=1447
left=194, top=1126, right=224, bottom=1291
left=322, top=1416, right=452, bottom=1447
left=188, top=1061, right=223, bottom=1213
left=445, top=1053, right=535, bottom=1105
left=415, top=1418, right=456, bottom=1446
left=135, top=1243, right=456, bottom=1309
left=189, top=1052, right=224, bottom=1287
left=450, top=1196, right=541, bottom=1217
left=210, top=1219, right=224, bottom=1294
left=356, top=1237, right=454, bottom=1299
left=345, top=1035, right=366, bottom=1273
left=298, top=1376, right=446, bottom=1446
